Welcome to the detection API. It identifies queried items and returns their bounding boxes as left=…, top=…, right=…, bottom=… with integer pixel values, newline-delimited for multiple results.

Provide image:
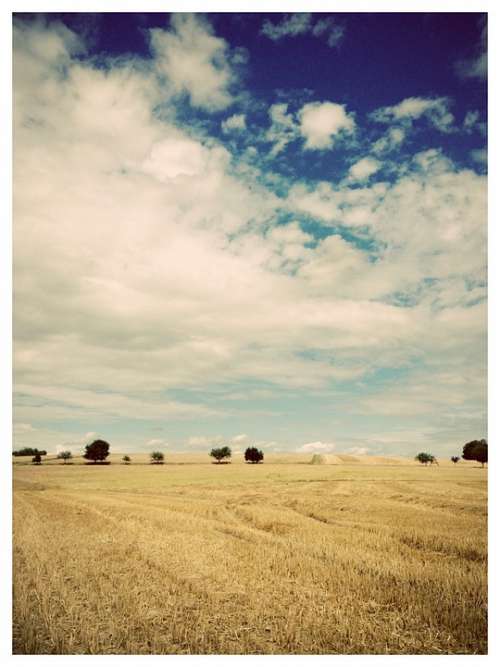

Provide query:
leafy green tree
left=244, top=447, right=264, bottom=464
left=210, top=446, right=232, bottom=464
left=83, top=439, right=110, bottom=463
left=451, top=456, right=460, bottom=464
left=462, top=439, right=488, bottom=467
left=415, top=452, right=434, bottom=465
left=57, top=450, right=73, bottom=464
left=32, top=453, right=42, bottom=465
left=122, top=455, right=131, bottom=464
left=150, top=451, right=164, bottom=464
left=13, top=448, right=47, bottom=456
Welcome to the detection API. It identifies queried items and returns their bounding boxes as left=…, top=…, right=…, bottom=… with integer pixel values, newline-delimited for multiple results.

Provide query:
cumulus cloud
left=149, top=13, right=240, bottom=111
left=371, top=96, right=454, bottom=133
left=261, top=13, right=344, bottom=48
left=221, top=113, right=246, bottom=133
left=299, top=101, right=355, bottom=150
left=347, top=157, right=381, bottom=182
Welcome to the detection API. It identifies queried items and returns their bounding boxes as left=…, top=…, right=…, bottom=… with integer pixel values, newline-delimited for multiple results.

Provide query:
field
left=13, top=454, right=487, bottom=654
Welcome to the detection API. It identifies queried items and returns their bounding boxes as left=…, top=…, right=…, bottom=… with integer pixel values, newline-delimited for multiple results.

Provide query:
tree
left=210, top=446, right=232, bottom=464
left=83, top=439, right=110, bottom=463
left=150, top=451, right=164, bottom=464
left=32, top=453, right=42, bottom=465
left=244, top=447, right=264, bottom=464
left=13, top=448, right=47, bottom=456
left=415, top=452, right=434, bottom=465
left=122, top=455, right=131, bottom=464
left=462, top=439, right=488, bottom=467
left=57, top=450, right=73, bottom=464
left=451, top=456, right=460, bottom=464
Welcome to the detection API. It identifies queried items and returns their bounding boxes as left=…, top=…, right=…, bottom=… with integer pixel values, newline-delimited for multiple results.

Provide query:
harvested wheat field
left=13, top=456, right=487, bottom=654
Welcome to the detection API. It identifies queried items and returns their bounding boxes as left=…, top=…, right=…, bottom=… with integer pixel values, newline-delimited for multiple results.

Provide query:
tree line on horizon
left=23, top=440, right=265, bottom=466
left=19, top=438, right=487, bottom=467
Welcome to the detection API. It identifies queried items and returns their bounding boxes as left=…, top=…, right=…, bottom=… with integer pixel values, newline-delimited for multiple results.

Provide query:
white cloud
left=149, top=14, right=239, bottom=111
left=288, top=181, right=340, bottom=222
left=231, top=433, right=250, bottom=444
left=347, top=157, right=381, bottom=182
left=371, top=97, right=454, bottom=133
left=299, top=101, right=355, bottom=150
left=261, top=13, right=344, bottom=48
left=311, top=17, right=344, bottom=48
left=371, top=127, right=406, bottom=154
left=146, top=438, right=168, bottom=447
left=187, top=435, right=224, bottom=448
left=345, top=447, right=369, bottom=456
left=297, top=441, right=336, bottom=453
left=142, top=136, right=216, bottom=180
left=261, top=13, right=312, bottom=40
left=463, top=110, right=479, bottom=132
left=221, top=113, right=246, bottom=133
left=266, top=103, right=298, bottom=155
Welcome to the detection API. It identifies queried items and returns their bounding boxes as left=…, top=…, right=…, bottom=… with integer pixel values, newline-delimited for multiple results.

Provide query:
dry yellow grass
left=13, top=455, right=487, bottom=654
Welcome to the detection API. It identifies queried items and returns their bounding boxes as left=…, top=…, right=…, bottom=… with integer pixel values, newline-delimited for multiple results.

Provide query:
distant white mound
left=309, top=453, right=413, bottom=465
left=309, top=454, right=341, bottom=465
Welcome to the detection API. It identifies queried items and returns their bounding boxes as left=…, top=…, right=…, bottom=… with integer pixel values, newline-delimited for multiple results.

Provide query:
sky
left=11, top=10, right=487, bottom=458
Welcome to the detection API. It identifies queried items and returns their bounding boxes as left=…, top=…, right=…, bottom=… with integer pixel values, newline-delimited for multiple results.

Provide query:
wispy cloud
left=261, top=13, right=344, bottom=48
left=371, top=96, right=455, bottom=133
left=455, top=20, right=487, bottom=81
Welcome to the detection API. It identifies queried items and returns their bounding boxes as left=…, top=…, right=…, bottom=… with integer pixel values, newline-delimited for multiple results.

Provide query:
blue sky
left=12, top=11, right=487, bottom=457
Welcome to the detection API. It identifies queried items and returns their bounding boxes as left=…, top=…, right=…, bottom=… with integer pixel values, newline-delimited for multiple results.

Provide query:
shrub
left=122, top=455, right=131, bottom=464
left=244, top=447, right=264, bottom=464
left=210, top=446, right=232, bottom=464
left=451, top=456, right=460, bottom=464
left=83, top=439, right=110, bottom=463
left=32, top=453, right=42, bottom=465
left=415, top=452, right=434, bottom=465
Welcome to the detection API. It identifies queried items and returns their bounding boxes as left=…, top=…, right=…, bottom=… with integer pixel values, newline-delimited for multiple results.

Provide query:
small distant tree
left=451, top=456, right=460, bottom=464
left=415, top=452, right=434, bottom=465
left=244, top=447, right=264, bottom=464
left=32, top=453, right=42, bottom=465
left=150, top=451, right=164, bottom=464
left=122, top=455, right=131, bottom=464
left=83, top=439, right=110, bottom=463
left=210, top=446, right=232, bottom=464
left=57, top=450, right=73, bottom=464
left=462, top=439, right=488, bottom=467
